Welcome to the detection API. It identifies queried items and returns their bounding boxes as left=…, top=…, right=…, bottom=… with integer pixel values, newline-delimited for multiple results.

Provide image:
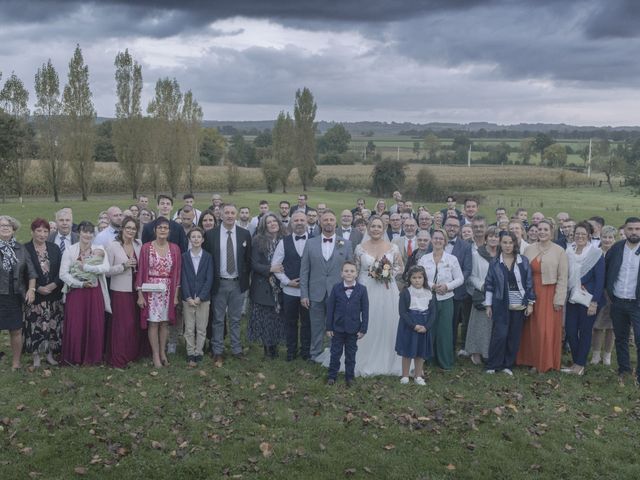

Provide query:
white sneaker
left=502, top=368, right=513, bottom=376
left=457, top=349, right=469, bottom=357
left=603, top=352, right=612, bottom=366
left=590, top=351, right=601, bottom=365
left=167, top=343, right=177, bottom=354
left=414, top=377, right=426, bottom=386
left=485, top=369, right=495, bottom=374
left=400, top=376, right=410, bottom=385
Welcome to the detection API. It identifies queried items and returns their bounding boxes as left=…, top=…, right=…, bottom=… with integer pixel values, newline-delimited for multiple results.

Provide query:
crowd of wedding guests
left=1, top=190, right=639, bottom=388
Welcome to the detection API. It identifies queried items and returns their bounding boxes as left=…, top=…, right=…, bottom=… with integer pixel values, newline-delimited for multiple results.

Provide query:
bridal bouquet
left=368, top=255, right=393, bottom=289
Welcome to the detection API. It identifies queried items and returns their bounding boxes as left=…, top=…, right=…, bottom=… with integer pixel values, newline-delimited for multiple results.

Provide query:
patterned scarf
left=0, top=237, right=18, bottom=272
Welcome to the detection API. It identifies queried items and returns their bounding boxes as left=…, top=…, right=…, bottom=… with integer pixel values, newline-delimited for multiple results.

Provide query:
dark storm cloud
left=583, top=0, right=640, bottom=39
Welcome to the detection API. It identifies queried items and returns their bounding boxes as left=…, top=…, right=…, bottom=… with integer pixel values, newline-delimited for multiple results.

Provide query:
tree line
left=0, top=45, right=322, bottom=201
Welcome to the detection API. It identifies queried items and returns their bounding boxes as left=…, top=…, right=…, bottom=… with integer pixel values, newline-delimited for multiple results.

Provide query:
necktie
left=407, top=239, right=413, bottom=257
left=59, top=236, right=66, bottom=254
left=295, top=235, right=306, bottom=241
left=323, top=238, right=333, bottom=243
left=344, top=286, right=354, bottom=291
left=226, top=230, right=236, bottom=275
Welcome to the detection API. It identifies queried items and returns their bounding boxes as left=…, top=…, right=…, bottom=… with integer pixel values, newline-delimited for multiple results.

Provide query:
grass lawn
left=1, top=185, right=638, bottom=242
left=1, top=340, right=639, bottom=479
left=1, top=188, right=640, bottom=478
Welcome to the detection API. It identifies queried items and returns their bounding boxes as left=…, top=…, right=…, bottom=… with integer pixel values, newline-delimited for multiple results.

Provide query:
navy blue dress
left=395, top=288, right=435, bottom=359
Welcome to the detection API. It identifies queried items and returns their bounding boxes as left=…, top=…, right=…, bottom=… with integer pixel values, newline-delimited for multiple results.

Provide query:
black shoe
left=263, top=345, right=269, bottom=357
left=346, top=378, right=354, bottom=388
left=269, top=346, right=278, bottom=359
left=327, top=378, right=336, bottom=386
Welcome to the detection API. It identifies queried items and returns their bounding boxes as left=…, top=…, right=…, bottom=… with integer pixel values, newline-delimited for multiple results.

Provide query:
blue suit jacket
left=579, top=255, right=605, bottom=307
left=326, top=282, right=369, bottom=335
left=181, top=250, right=214, bottom=302
left=605, top=240, right=640, bottom=304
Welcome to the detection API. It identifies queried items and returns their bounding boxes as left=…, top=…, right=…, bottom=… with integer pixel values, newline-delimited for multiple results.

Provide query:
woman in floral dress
left=136, top=217, right=181, bottom=368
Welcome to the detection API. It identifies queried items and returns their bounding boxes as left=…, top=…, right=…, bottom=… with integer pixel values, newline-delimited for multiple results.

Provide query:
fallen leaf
left=20, top=447, right=33, bottom=455
left=74, top=467, right=87, bottom=475
left=16, top=404, right=25, bottom=411
left=383, top=444, right=395, bottom=451
left=151, top=440, right=163, bottom=450
left=492, top=407, right=503, bottom=416
left=149, top=371, right=158, bottom=377
left=564, top=444, right=574, bottom=452
left=257, top=373, right=266, bottom=380
left=344, top=468, right=356, bottom=476
left=446, top=464, right=456, bottom=471
left=259, top=442, right=273, bottom=458
left=530, top=464, right=542, bottom=471
left=363, top=467, right=373, bottom=474
left=613, top=406, right=623, bottom=413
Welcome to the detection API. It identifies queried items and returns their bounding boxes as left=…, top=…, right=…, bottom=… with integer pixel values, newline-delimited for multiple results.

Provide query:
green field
left=1, top=186, right=638, bottom=243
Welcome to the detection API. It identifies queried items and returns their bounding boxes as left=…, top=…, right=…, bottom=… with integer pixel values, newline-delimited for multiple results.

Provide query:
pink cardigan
left=136, top=241, right=182, bottom=329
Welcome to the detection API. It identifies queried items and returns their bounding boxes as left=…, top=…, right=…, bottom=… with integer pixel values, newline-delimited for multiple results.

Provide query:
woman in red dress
left=106, top=216, right=143, bottom=368
left=518, top=219, right=568, bottom=372
left=136, top=217, right=181, bottom=368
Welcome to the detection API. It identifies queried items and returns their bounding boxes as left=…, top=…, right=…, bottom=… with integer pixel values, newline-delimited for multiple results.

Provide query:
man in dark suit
left=442, top=216, right=473, bottom=353
left=203, top=203, right=252, bottom=365
left=290, top=193, right=310, bottom=215
left=386, top=212, right=404, bottom=241
left=272, top=211, right=311, bottom=361
left=605, top=216, right=640, bottom=384
left=305, top=208, right=320, bottom=238
left=336, top=210, right=363, bottom=252
left=141, top=194, right=189, bottom=253
left=325, top=260, right=368, bottom=386
left=48, top=208, right=78, bottom=253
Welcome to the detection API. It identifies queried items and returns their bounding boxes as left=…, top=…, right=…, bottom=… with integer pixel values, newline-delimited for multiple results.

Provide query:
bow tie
left=342, top=228, right=351, bottom=233
left=344, top=286, right=354, bottom=291
left=323, top=238, right=333, bottom=243
left=295, top=235, right=306, bottom=241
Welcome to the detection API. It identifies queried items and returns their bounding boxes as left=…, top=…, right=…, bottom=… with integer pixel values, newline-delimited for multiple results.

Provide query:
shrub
left=370, top=158, right=406, bottom=196
left=413, top=166, right=442, bottom=201
left=260, top=158, right=280, bottom=193
left=325, top=177, right=350, bottom=192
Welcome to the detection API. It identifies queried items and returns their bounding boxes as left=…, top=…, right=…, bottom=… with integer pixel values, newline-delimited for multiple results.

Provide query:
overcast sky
left=1, top=0, right=638, bottom=125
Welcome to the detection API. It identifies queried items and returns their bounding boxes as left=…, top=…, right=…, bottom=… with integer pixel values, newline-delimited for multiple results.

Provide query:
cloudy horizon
left=1, top=0, right=639, bottom=126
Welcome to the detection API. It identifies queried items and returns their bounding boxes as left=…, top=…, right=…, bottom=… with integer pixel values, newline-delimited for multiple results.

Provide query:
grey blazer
left=336, top=227, right=363, bottom=252
left=300, top=235, right=353, bottom=302
left=48, top=231, right=79, bottom=246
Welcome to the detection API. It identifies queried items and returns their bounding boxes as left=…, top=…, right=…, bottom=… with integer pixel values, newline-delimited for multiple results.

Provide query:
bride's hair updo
left=367, top=215, right=384, bottom=228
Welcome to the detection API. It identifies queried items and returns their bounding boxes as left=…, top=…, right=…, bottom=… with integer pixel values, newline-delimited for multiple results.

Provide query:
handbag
left=141, top=283, right=166, bottom=293
left=508, top=289, right=525, bottom=311
left=472, top=288, right=486, bottom=311
left=570, top=287, right=593, bottom=308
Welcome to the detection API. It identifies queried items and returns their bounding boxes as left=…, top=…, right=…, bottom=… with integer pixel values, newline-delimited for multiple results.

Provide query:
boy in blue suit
left=326, top=260, right=369, bottom=387
left=181, top=227, right=214, bottom=367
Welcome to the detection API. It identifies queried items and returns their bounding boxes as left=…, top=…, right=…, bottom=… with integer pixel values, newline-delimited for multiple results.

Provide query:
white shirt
left=273, top=235, right=307, bottom=297
left=418, top=252, right=464, bottom=301
left=445, top=237, right=457, bottom=254
left=343, top=282, right=356, bottom=299
left=219, top=225, right=238, bottom=279
left=613, top=243, right=640, bottom=299
left=190, top=249, right=202, bottom=274
left=321, top=233, right=336, bottom=261
left=94, top=226, right=118, bottom=248
left=408, top=286, right=432, bottom=311
left=55, top=232, right=73, bottom=251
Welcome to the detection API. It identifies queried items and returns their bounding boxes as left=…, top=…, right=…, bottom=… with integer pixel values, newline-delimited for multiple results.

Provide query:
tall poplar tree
left=148, top=77, right=183, bottom=197
left=0, top=72, right=31, bottom=200
left=272, top=111, right=295, bottom=193
left=113, top=49, right=145, bottom=198
left=181, top=90, right=203, bottom=194
left=62, top=45, right=96, bottom=201
left=34, top=59, right=64, bottom=202
left=294, top=87, right=317, bottom=191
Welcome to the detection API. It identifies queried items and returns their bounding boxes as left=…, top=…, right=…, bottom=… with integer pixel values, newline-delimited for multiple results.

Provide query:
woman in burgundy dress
left=136, top=217, right=181, bottom=368
left=106, top=216, right=143, bottom=368
left=59, top=221, right=111, bottom=365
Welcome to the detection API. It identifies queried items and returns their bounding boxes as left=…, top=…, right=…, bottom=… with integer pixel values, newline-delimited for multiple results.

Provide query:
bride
left=318, top=216, right=404, bottom=376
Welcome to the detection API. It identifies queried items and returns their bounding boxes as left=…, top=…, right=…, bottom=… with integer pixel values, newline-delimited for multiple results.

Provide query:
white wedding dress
left=317, top=243, right=404, bottom=377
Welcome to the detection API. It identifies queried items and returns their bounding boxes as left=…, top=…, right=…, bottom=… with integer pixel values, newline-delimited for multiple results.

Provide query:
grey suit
left=335, top=227, right=363, bottom=252
left=300, top=235, right=353, bottom=358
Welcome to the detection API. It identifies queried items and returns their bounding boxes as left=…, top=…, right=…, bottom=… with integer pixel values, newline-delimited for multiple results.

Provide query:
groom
left=300, top=210, right=353, bottom=360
